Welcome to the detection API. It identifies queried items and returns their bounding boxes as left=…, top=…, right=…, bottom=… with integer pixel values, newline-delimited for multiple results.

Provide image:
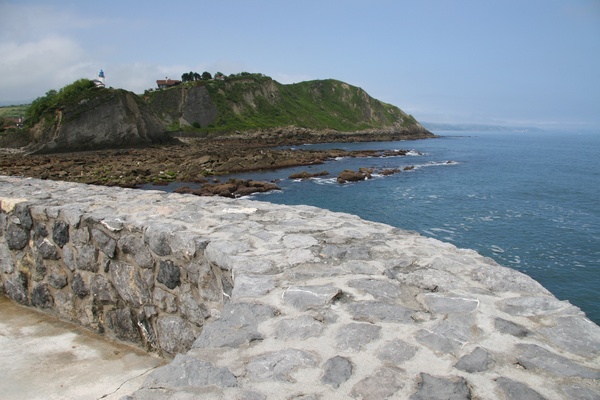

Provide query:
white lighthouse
left=93, top=69, right=106, bottom=87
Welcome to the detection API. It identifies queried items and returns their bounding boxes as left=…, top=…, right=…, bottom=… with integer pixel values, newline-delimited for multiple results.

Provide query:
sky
left=1, top=0, right=599, bottom=129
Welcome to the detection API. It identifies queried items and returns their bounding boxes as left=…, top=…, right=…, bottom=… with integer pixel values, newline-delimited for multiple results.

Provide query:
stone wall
left=1, top=176, right=599, bottom=399
left=0, top=181, right=230, bottom=356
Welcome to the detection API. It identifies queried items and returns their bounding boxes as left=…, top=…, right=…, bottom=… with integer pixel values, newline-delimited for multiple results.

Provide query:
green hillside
left=147, top=73, right=425, bottom=134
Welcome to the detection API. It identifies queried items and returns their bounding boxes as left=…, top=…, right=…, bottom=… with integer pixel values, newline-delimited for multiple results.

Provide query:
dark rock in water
left=175, top=179, right=280, bottom=198
left=381, top=168, right=401, bottom=176
left=289, top=170, right=329, bottom=179
left=337, top=169, right=370, bottom=183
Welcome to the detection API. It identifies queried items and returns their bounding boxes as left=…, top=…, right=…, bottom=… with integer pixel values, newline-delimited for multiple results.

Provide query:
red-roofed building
left=156, top=78, right=181, bottom=89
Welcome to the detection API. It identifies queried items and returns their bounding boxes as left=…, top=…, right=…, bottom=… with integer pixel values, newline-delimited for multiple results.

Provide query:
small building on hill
left=92, top=69, right=106, bottom=88
left=156, top=78, right=181, bottom=89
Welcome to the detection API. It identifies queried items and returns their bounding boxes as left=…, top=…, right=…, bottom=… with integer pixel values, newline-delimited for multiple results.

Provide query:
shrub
left=25, top=79, right=95, bottom=126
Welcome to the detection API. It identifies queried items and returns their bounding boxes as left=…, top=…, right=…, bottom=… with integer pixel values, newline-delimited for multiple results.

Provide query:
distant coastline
left=422, top=122, right=544, bottom=132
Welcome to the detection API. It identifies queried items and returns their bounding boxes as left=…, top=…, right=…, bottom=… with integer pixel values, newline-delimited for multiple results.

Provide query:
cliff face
left=147, top=85, right=218, bottom=129
left=27, top=89, right=170, bottom=154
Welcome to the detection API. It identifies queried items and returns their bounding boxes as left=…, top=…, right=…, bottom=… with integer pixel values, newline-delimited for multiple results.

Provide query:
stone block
left=336, top=322, right=381, bottom=351
left=179, top=286, right=210, bottom=325
left=377, top=339, right=418, bottom=364
left=110, top=261, right=151, bottom=307
left=422, top=293, right=479, bottom=314
left=496, top=377, right=547, bottom=400
left=321, top=356, right=353, bottom=388
left=348, top=278, right=403, bottom=301
left=0, top=237, right=14, bottom=274
left=62, top=245, right=76, bottom=271
left=231, top=275, right=276, bottom=298
left=538, top=315, right=600, bottom=358
left=516, top=344, right=600, bottom=379
left=494, top=317, right=530, bottom=337
left=52, top=220, right=69, bottom=247
left=71, top=273, right=89, bottom=298
left=454, top=347, right=494, bottom=373
left=153, top=287, right=178, bottom=313
left=157, top=260, right=181, bottom=289
left=91, top=275, right=116, bottom=303
left=283, top=285, right=342, bottom=310
left=92, top=228, right=116, bottom=258
left=48, top=267, right=68, bottom=289
left=6, top=222, right=29, bottom=250
left=106, top=307, right=141, bottom=343
left=76, top=244, right=98, bottom=272
left=157, top=315, right=196, bottom=355
left=193, top=302, right=275, bottom=348
left=346, top=301, right=413, bottom=323
left=4, top=272, right=28, bottom=304
left=35, top=238, right=59, bottom=260
left=410, top=373, right=471, bottom=400
left=13, top=203, right=33, bottom=229
left=143, top=354, right=237, bottom=388
left=274, top=315, right=324, bottom=340
left=350, top=366, right=404, bottom=399
left=245, top=349, right=317, bottom=382
left=144, top=224, right=179, bottom=256
left=497, top=295, right=579, bottom=317
left=118, top=234, right=153, bottom=269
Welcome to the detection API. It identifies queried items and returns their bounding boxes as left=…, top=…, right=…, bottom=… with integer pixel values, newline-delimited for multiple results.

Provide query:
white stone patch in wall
left=221, top=207, right=257, bottom=214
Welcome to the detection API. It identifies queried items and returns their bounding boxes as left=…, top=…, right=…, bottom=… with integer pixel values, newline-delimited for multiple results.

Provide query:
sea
left=152, top=131, right=600, bottom=324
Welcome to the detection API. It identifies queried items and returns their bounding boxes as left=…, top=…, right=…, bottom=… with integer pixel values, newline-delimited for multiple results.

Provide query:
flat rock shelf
left=0, top=175, right=599, bottom=399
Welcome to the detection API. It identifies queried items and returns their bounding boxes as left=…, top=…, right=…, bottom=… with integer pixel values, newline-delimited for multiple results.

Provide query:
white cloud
left=0, top=35, right=92, bottom=101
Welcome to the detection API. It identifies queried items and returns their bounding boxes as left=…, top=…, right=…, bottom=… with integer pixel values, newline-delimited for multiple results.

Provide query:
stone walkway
left=0, top=296, right=164, bottom=400
left=1, top=176, right=599, bottom=399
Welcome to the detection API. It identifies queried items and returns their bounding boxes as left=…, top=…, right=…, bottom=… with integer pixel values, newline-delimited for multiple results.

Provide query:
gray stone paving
left=1, top=176, right=599, bottom=399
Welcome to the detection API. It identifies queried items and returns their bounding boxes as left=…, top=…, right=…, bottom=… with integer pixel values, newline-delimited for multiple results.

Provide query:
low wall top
left=0, top=175, right=598, bottom=399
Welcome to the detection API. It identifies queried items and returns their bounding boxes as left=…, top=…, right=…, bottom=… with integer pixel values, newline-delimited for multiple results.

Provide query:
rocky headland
left=1, top=176, right=598, bottom=399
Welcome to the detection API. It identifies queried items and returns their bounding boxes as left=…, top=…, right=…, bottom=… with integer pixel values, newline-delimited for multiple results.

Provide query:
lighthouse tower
left=93, top=69, right=106, bottom=87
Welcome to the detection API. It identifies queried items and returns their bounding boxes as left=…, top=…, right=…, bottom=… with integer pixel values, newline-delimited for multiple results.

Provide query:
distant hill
left=146, top=73, right=432, bottom=136
left=422, top=122, right=544, bottom=133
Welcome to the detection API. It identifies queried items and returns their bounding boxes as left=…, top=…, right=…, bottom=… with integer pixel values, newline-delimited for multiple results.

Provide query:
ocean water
left=157, top=131, right=600, bottom=324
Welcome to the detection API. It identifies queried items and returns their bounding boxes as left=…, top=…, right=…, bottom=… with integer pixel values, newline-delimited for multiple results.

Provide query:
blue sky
left=1, top=0, right=599, bottom=128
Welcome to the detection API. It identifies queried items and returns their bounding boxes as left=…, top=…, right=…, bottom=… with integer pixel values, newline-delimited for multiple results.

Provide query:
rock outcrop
left=26, top=89, right=171, bottom=154
left=1, top=175, right=598, bottom=399
left=147, top=85, right=218, bottom=129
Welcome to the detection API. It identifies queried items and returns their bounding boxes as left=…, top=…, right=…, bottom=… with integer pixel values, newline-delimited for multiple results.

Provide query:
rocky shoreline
left=0, top=130, right=433, bottom=195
